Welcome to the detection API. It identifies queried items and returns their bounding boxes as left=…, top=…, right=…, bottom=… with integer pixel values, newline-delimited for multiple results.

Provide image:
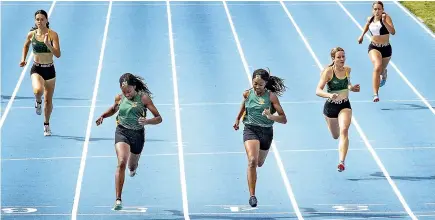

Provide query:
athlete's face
left=121, top=85, right=136, bottom=99
left=333, top=51, right=346, bottom=67
left=35, top=14, right=48, bottom=29
left=372, top=3, right=384, bottom=17
left=252, top=76, right=266, bottom=94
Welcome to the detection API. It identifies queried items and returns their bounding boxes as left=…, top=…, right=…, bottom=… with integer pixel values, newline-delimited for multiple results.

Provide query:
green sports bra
left=326, top=67, right=349, bottom=93
left=31, top=30, right=53, bottom=54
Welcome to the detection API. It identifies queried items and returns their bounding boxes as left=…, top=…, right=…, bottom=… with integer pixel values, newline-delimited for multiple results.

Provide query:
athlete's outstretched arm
left=358, top=17, right=372, bottom=43
left=345, top=67, right=360, bottom=92
left=234, top=90, right=249, bottom=130
left=383, top=14, right=395, bottom=35
left=316, top=68, right=334, bottom=99
left=236, top=90, right=249, bottom=120
left=96, top=94, right=121, bottom=125
left=20, top=31, right=33, bottom=66
left=140, top=94, right=162, bottom=125
left=267, top=93, right=287, bottom=124
left=47, top=31, right=61, bottom=58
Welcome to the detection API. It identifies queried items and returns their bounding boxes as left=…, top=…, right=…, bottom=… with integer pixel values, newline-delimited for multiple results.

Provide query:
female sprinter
left=316, top=47, right=360, bottom=172
left=358, top=1, right=395, bottom=102
left=233, top=68, right=287, bottom=208
left=20, top=9, right=61, bottom=136
left=95, top=73, right=162, bottom=210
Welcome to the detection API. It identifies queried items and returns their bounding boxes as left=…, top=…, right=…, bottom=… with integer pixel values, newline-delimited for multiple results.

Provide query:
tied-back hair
left=328, top=46, right=345, bottom=67
left=30, top=10, right=50, bottom=31
left=252, top=68, right=287, bottom=96
left=119, top=73, right=153, bottom=98
left=372, top=1, right=384, bottom=8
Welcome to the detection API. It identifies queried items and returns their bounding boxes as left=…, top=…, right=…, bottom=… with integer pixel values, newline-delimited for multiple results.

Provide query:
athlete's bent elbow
left=156, top=116, right=163, bottom=124
left=281, top=116, right=287, bottom=124
left=315, top=89, right=322, bottom=97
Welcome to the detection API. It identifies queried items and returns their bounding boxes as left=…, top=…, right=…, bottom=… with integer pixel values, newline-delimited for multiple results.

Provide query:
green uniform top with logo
left=116, top=92, right=147, bottom=130
left=242, top=88, right=275, bottom=128
left=326, top=69, right=349, bottom=93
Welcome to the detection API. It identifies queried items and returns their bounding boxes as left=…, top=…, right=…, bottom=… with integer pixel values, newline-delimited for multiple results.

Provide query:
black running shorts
left=115, top=125, right=145, bottom=154
left=30, top=63, right=56, bottom=80
left=323, top=99, right=352, bottom=118
left=243, top=124, right=273, bottom=151
left=368, top=42, right=392, bottom=58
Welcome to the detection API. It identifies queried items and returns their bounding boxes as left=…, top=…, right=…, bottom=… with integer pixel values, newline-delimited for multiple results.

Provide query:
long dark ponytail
left=119, top=73, right=153, bottom=98
left=252, top=68, right=287, bottom=96
left=30, top=10, right=50, bottom=31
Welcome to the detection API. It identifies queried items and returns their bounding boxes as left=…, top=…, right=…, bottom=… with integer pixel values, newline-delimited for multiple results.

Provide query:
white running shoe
left=113, top=199, right=122, bottom=210
left=44, top=124, right=51, bottom=136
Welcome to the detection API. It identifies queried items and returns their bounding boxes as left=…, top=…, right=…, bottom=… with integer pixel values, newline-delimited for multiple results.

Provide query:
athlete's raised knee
left=248, top=156, right=258, bottom=168
left=340, top=126, right=349, bottom=137
left=117, top=159, right=127, bottom=170
left=374, top=63, right=383, bottom=74
left=33, top=87, right=43, bottom=96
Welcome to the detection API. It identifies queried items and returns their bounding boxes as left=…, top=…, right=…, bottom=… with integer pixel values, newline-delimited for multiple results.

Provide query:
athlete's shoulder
left=344, top=65, right=352, bottom=73
left=320, top=66, right=333, bottom=81
left=140, top=92, right=152, bottom=105
left=268, top=90, right=278, bottom=101
left=48, top=29, right=59, bottom=40
left=367, top=16, right=374, bottom=23
left=48, top=29, right=58, bottom=35
left=384, top=13, right=393, bottom=21
left=243, top=88, right=251, bottom=99
left=26, top=31, right=35, bottom=39
left=115, top=94, right=122, bottom=104
left=321, top=65, right=333, bottom=75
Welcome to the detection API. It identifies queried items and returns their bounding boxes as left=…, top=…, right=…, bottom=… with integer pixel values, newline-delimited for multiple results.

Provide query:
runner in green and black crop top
left=96, top=73, right=162, bottom=210
left=20, top=9, right=61, bottom=136
left=233, top=68, right=287, bottom=208
left=326, top=68, right=349, bottom=94
left=316, top=47, right=360, bottom=173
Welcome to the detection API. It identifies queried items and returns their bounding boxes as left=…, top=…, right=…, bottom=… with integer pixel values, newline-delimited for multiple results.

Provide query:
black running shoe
left=249, top=195, right=257, bottom=207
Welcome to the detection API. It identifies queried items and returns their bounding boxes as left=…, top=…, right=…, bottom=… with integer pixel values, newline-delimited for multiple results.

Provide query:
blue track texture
left=1, top=1, right=434, bottom=220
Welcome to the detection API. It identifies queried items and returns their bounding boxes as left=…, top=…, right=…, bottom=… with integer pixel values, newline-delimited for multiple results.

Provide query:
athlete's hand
left=138, top=117, right=147, bottom=126
left=358, top=35, right=364, bottom=44
left=329, top=93, right=339, bottom=100
left=96, top=116, right=104, bottom=126
left=262, top=108, right=272, bottom=119
left=43, top=33, right=51, bottom=48
left=233, top=119, right=240, bottom=130
left=382, top=13, right=387, bottom=22
left=19, top=60, right=27, bottom=67
left=351, top=84, right=360, bottom=92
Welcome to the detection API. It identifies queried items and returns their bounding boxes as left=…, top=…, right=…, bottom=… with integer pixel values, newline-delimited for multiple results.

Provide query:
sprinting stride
left=358, top=0, right=395, bottom=102
left=96, top=73, right=162, bottom=210
left=316, top=47, right=360, bottom=172
left=233, top=68, right=287, bottom=208
left=20, top=9, right=61, bottom=136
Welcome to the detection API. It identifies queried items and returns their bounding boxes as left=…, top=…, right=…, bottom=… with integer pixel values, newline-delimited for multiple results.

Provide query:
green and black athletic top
left=326, top=67, right=349, bottom=93
left=116, top=92, right=147, bottom=130
left=31, top=29, right=53, bottom=54
left=242, top=88, right=275, bottom=128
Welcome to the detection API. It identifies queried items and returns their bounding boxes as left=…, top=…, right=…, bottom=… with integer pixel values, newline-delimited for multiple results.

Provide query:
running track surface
left=1, top=1, right=435, bottom=220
